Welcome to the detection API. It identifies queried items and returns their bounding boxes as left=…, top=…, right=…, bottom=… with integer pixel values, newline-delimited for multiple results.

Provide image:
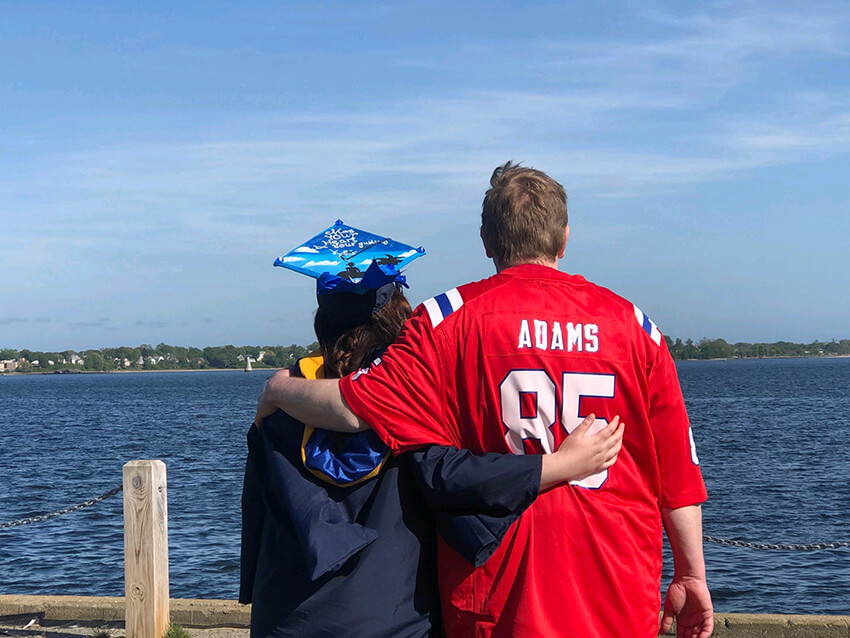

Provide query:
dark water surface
left=1, top=360, right=849, bottom=614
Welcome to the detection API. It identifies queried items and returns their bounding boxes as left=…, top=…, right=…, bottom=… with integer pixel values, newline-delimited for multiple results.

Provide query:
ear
left=480, top=228, right=494, bottom=258
left=558, top=225, right=569, bottom=258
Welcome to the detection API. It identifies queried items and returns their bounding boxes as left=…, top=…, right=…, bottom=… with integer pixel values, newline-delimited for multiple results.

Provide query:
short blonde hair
left=481, top=161, right=568, bottom=266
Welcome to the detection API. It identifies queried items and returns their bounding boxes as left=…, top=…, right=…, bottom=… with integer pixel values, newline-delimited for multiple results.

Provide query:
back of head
left=481, top=161, right=568, bottom=267
left=313, top=288, right=412, bottom=378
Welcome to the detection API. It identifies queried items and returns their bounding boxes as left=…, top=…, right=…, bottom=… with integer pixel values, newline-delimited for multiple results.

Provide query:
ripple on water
left=2, top=363, right=849, bottom=610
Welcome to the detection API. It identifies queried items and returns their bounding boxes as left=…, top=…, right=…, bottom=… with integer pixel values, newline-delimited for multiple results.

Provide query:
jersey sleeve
left=339, top=306, right=459, bottom=452
left=647, top=337, right=708, bottom=509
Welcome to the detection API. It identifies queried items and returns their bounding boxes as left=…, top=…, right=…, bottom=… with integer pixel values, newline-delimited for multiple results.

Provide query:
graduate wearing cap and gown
left=240, top=224, right=544, bottom=638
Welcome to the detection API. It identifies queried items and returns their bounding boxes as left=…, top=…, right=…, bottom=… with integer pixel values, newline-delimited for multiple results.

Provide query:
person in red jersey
left=256, top=162, right=713, bottom=638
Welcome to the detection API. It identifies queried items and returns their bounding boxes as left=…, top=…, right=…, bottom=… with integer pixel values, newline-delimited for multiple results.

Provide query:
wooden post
left=123, top=460, right=170, bottom=638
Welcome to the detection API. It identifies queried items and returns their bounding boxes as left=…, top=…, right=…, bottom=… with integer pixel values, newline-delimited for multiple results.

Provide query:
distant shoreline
left=4, top=354, right=850, bottom=377
left=675, top=354, right=850, bottom=362
left=1, top=367, right=283, bottom=376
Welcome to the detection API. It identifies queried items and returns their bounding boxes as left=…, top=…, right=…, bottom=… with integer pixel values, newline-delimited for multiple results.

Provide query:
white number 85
left=499, top=370, right=616, bottom=489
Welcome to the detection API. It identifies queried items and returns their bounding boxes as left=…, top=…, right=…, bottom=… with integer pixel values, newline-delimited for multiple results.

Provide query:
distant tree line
left=665, top=337, right=850, bottom=360
left=0, top=342, right=319, bottom=373
left=3, top=337, right=850, bottom=372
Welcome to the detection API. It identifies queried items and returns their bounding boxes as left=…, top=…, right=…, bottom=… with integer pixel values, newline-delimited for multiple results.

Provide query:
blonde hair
left=481, top=161, right=568, bottom=266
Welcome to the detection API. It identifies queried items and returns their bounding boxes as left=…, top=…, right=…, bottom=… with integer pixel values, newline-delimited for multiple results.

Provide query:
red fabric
left=340, top=264, right=707, bottom=638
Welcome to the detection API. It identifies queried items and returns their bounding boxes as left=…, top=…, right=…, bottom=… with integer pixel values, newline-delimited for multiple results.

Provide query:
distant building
left=0, top=359, right=17, bottom=372
left=69, top=354, right=84, bottom=365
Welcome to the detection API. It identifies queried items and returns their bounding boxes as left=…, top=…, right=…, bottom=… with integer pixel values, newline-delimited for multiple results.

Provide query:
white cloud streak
left=2, top=1, right=849, bottom=267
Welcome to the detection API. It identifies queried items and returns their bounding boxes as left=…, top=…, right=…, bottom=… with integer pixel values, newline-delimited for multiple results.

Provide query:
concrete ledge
left=0, top=595, right=251, bottom=628
left=709, top=613, right=850, bottom=637
left=2, top=596, right=849, bottom=635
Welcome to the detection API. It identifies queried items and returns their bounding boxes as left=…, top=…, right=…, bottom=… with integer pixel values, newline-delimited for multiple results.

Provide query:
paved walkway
left=3, top=595, right=850, bottom=637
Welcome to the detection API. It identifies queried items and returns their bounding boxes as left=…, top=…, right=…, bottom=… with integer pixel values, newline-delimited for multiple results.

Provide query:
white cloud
left=3, top=1, right=850, bottom=280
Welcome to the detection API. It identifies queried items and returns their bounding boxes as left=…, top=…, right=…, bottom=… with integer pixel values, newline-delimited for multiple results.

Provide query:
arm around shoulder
left=255, top=370, right=368, bottom=433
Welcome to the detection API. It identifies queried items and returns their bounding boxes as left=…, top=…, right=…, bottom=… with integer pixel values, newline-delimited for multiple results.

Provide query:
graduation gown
left=240, top=356, right=541, bottom=638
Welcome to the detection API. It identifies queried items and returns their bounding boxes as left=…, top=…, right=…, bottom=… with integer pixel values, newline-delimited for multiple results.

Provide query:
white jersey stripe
left=633, top=304, right=662, bottom=346
left=423, top=297, right=445, bottom=328
left=649, top=323, right=662, bottom=347
left=422, top=287, right=464, bottom=328
left=445, top=287, right=464, bottom=313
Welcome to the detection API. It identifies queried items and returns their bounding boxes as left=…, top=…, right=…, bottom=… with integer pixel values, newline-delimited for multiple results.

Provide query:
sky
left=2, top=0, right=849, bottom=352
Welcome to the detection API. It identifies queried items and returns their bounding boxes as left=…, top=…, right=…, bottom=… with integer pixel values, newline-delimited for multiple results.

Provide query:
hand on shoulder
left=255, top=368, right=291, bottom=424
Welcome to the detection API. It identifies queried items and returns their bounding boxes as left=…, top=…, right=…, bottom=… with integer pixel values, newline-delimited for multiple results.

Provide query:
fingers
left=592, top=414, right=620, bottom=440
left=601, top=420, right=625, bottom=463
left=572, top=413, right=596, bottom=436
left=601, top=440, right=622, bottom=469
left=659, top=610, right=673, bottom=634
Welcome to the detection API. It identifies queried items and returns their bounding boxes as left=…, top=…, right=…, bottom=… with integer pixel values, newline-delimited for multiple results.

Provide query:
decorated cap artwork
left=274, top=220, right=426, bottom=296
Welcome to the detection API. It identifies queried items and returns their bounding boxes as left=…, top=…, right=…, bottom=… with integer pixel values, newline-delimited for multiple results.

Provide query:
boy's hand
left=540, top=414, right=624, bottom=489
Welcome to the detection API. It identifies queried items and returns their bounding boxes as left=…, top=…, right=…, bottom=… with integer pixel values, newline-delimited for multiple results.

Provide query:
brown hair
left=480, top=161, right=568, bottom=267
left=313, top=288, right=412, bottom=378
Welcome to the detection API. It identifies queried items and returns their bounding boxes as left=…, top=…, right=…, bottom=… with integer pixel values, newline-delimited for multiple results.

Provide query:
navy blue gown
left=240, top=359, right=540, bottom=638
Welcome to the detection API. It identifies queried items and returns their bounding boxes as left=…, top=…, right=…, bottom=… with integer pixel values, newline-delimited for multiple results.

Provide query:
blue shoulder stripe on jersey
left=435, top=292, right=454, bottom=318
left=633, top=304, right=662, bottom=346
left=642, top=313, right=653, bottom=336
left=423, top=287, right=463, bottom=328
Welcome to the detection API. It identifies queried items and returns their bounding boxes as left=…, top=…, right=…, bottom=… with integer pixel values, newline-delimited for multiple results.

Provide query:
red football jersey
left=340, top=264, right=707, bottom=638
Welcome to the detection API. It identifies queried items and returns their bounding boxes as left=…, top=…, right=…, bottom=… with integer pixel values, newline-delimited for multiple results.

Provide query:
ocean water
left=1, top=359, right=849, bottom=614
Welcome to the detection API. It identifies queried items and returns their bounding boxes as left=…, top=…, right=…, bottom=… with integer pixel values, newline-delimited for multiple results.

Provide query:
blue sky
left=2, top=1, right=849, bottom=351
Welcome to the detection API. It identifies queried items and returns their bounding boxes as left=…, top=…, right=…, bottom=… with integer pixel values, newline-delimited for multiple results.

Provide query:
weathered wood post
left=123, top=460, right=170, bottom=638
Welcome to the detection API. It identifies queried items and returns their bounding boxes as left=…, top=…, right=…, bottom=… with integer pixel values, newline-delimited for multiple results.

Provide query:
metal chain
left=704, top=535, right=850, bottom=551
left=2, top=486, right=848, bottom=552
left=0, top=485, right=123, bottom=529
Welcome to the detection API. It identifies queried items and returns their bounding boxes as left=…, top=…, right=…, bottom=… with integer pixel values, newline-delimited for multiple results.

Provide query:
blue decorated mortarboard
left=274, top=220, right=425, bottom=295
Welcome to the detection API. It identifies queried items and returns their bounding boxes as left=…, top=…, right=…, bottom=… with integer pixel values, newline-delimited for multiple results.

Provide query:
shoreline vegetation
left=0, top=342, right=318, bottom=374
left=1, top=337, right=849, bottom=374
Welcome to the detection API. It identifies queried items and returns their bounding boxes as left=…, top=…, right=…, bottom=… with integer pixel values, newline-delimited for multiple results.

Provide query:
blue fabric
left=243, top=417, right=379, bottom=584
left=239, top=415, right=439, bottom=638
left=239, top=410, right=542, bottom=637
left=435, top=291, right=453, bottom=319
left=303, top=428, right=389, bottom=484
left=642, top=312, right=653, bottom=336
left=316, top=260, right=408, bottom=296
left=273, top=219, right=425, bottom=283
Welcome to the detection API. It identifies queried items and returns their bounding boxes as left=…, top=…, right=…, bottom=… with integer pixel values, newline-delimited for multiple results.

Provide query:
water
left=0, top=370, right=262, bottom=599
left=1, top=360, right=849, bottom=614
left=670, top=357, right=850, bottom=615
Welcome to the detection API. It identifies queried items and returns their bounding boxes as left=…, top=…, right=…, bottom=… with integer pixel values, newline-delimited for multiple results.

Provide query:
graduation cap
left=274, top=220, right=426, bottom=323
